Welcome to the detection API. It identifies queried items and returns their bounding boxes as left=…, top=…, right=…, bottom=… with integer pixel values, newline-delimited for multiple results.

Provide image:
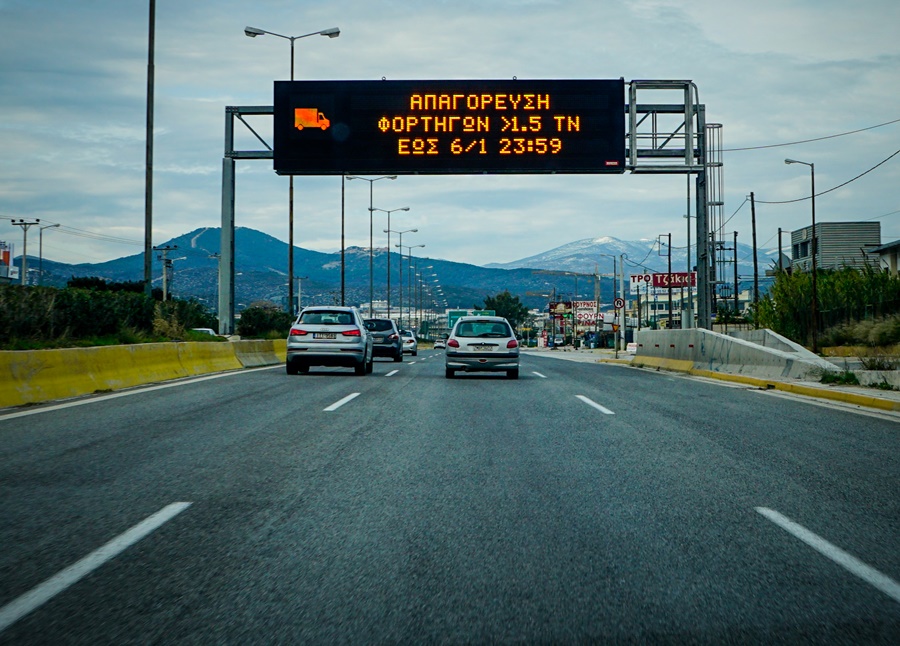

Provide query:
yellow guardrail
left=0, top=340, right=286, bottom=409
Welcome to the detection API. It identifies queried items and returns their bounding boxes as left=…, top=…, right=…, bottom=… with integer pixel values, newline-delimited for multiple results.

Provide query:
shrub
left=237, top=306, right=293, bottom=339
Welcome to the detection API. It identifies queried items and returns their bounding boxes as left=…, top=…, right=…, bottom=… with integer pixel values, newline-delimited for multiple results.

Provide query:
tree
left=475, top=290, right=530, bottom=330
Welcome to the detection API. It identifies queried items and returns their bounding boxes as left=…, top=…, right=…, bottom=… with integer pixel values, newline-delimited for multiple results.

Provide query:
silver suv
left=445, top=315, right=520, bottom=379
left=286, top=306, right=374, bottom=375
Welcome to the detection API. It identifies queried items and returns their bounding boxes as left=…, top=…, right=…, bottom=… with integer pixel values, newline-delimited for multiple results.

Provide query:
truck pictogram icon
left=294, top=108, right=331, bottom=131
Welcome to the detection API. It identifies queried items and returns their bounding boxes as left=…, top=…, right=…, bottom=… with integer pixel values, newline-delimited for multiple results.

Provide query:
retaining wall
left=0, top=340, right=286, bottom=409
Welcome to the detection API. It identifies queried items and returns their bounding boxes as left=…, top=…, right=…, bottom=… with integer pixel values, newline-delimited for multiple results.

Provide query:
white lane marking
left=576, top=395, right=615, bottom=415
left=0, top=502, right=192, bottom=634
left=0, top=365, right=281, bottom=421
left=408, top=362, right=417, bottom=365
left=323, top=392, right=360, bottom=412
left=385, top=370, right=399, bottom=377
left=532, top=372, right=547, bottom=379
left=756, top=507, right=900, bottom=604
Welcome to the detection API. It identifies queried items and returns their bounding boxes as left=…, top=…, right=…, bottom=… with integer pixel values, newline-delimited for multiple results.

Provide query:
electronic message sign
left=274, top=79, right=625, bottom=175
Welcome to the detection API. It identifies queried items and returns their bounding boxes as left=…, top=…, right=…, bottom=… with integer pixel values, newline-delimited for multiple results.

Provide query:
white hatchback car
left=400, top=329, right=418, bottom=356
left=445, top=316, right=520, bottom=379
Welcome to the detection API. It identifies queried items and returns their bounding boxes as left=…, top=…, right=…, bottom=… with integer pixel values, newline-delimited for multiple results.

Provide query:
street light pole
left=346, top=175, right=397, bottom=315
left=397, top=243, right=424, bottom=329
left=39, top=223, right=60, bottom=285
left=785, top=158, right=818, bottom=353
left=245, top=25, right=340, bottom=315
left=373, top=206, right=409, bottom=317
left=390, top=229, right=418, bottom=325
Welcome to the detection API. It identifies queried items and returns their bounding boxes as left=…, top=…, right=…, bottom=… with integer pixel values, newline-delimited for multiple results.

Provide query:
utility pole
left=11, top=218, right=40, bottom=285
left=153, top=244, right=177, bottom=300
left=733, top=231, right=739, bottom=316
left=778, top=228, right=783, bottom=273
left=659, top=233, right=672, bottom=327
left=750, top=192, right=759, bottom=327
left=144, top=0, right=156, bottom=297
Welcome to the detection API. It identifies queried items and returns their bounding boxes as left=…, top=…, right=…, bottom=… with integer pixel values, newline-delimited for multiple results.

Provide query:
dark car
left=364, top=318, right=403, bottom=362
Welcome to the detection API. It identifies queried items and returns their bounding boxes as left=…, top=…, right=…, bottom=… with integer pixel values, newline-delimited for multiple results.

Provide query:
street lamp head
left=319, top=27, right=340, bottom=38
left=400, top=207, right=410, bottom=211
left=244, top=26, right=266, bottom=37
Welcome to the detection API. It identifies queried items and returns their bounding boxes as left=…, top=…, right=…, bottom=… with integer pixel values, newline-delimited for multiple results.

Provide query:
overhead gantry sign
left=220, top=80, right=713, bottom=335
left=273, top=79, right=625, bottom=175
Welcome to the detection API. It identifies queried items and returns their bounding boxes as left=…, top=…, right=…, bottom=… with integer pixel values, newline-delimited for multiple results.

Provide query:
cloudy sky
left=1, top=0, right=898, bottom=270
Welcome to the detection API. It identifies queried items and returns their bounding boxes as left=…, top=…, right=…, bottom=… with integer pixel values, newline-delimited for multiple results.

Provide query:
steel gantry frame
left=218, top=80, right=717, bottom=334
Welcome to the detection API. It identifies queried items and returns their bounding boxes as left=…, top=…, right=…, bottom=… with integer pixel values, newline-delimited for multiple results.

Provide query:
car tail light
left=289, top=328, right=308, bottom=336
left=448, top=339, right=460, bottom=348
left=507, top=339, right=519, bottom=349
left=342, top=328, right=362, bottom=337
left=388, top=333, right=399, bottom=340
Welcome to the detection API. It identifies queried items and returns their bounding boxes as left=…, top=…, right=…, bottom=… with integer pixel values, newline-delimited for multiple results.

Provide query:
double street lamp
left=346, top=175, right=397, bottom=315
left=784, top=158, right=818, bottom=353
left=397, top=243, right=425, bottom=329
left=245, top=25, right=340, bottom=314
left=372, top=207, right=409, bottom=317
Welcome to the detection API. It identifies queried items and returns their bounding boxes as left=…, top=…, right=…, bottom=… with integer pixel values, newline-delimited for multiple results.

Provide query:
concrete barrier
left=633, top=328, right=836, bottom=381
left=0, top=339, right=286, bottom=409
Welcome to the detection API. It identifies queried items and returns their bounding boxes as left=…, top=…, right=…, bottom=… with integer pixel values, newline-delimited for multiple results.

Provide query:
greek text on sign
left=652, top=272, right=697, bottom=288
left=630, top=272, right=696, bottom=293
left=274, top=79, right=625, bottom=175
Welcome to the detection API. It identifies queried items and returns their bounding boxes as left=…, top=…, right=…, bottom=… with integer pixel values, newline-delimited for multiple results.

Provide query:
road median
left=0, top=340, right=286, bottom=409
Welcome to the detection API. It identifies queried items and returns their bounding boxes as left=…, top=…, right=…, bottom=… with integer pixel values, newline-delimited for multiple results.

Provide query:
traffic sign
left=274, top=79, right=625, bottom=175
left=614, top=297, right=625, bottom=309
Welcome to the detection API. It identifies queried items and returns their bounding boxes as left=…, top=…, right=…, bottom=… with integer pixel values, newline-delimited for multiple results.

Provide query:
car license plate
left=473, top=344, right=492, bottom=352
left=313, top=333, right=336, bottom=339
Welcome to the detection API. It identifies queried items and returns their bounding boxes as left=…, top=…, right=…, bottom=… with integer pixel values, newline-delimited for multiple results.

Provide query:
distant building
left=870, top=239, right=900, bottom=277
left=791, top=221, right=880, bottom=271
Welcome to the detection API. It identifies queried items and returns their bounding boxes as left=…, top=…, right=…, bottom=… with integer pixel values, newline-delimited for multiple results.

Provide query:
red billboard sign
left=651, top=272, right=696, bottom=289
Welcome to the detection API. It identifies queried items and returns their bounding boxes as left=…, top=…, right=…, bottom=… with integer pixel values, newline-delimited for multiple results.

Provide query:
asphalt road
left=1, top=351, right=898, bottom=643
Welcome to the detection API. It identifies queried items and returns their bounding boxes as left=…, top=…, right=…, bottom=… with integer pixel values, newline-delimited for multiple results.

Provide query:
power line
left=756, top=147, right=900, bottom=205
left=723, top=117, right=900, bottom=152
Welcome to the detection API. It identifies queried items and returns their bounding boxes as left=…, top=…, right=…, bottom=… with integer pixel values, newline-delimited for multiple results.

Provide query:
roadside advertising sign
left=630, top=272, right=696, bottom=294
left=652, top=272, right=696, bottom=288
left=548, top=301, right=571, bottom=320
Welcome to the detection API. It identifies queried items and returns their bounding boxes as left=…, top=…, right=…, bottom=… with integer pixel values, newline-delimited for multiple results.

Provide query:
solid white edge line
left=0, top=365, right=281, bottom=421
left=756, top=507, right=900, bottom=604
left=0, top=502, right=193, bottom=634
left=532, top=372, right=547, bottom=379
left=385, top=370, right=399, bottom=377
left=576, top=395, right=615, bottom=415
left=323, top=392, right=360, bottom=412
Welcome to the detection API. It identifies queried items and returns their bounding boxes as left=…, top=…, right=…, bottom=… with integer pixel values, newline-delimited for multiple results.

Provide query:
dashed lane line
left=576, top=395, right=615, bottom=415
left=323, top=392, right=360, bottom=412
left=0, top=502, right=193, bottom=634
left=756, top=507, right=900, bottom=604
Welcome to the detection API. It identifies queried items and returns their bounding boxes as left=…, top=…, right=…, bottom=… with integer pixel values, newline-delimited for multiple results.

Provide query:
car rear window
left=455, top=321, right=511, bottom=338
left=299, top=311, right=354, bottom=325
left=365, top=320, right=394, bottom=332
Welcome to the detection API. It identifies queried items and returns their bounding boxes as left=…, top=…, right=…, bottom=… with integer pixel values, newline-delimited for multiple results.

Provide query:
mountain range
left=19, top=227, right=779, bottom=310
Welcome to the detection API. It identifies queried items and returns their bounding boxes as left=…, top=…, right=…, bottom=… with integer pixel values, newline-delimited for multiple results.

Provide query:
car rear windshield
left=365, top=320, right=394, bottom=332
left=455, top=321, right=511, bottom=338
left=299, top=311, right=354, bottom=325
